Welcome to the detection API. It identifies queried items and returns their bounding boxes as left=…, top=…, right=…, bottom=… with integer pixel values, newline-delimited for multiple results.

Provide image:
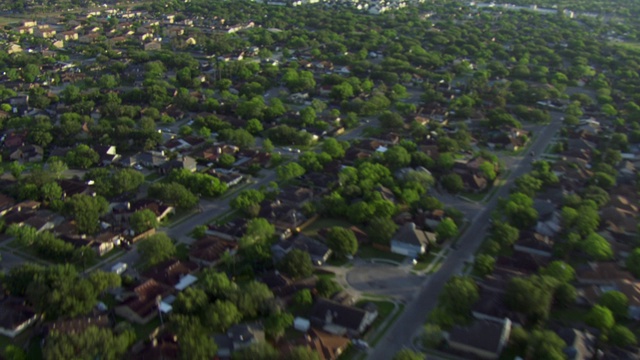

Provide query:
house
left=115, top=279, right=173, bottom=324
left=444, top=319, right=511, bottom=359
left=277, top=186, right=314, bottom=207
left=0, top=298, right=38, bottom=338
left=575, top=262, right=633, bottom=286
left=137, top=332, right=179, bottom=360
left=0, top=194, right=15, bottom=216
left=271, top=234, right=332, bottom=266
left=58, top=179, right=96, bottom=198
left=9, top=145, right=43, bottom=163
left=299, top=328, right=350, bottom=360
left=206, top=219, right=248, bottom=241
left=535, top=209, right=562, bottom=237
left=140, top=259, right=199, bottom=290
left=556, top=328, right=598, bottom=360
left=188, top=235, right=238, bottom=267
left=390, top=222, right=436, bottom=258
left=93, top=145, right=120, bottom=165
left=310, top=299, right=377, bottom=337
left=472, top=287, right=526, bottom=325
left=260, top=271, right=317, bottom=300
left=159, top=156, right=197, bottom=174
left=45, top=314, right=110, bottom=335
left=600, top=207, right=637, bottom=235
left=495, top=252, right=549, bottom=276
left=513, top=231, right=554, bottom=257
left=215, top=323, right=265, bottom=358
left=137, top=151, right=169, bottom=168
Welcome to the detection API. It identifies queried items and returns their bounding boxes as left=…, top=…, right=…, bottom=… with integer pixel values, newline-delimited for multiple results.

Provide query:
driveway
left=346, top=262, right=422, bottom=301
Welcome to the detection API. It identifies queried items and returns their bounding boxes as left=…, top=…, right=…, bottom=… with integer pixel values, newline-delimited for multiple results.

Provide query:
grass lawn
left=144, top=173, right=164, bottom=182
left=460, top=191, right=488, bottom=202
left=413, top=253, right=435, bottom=271
left=302, top=217, right=353, bottom=236
left=356, top=245, right=406, bottom=263
left=550, top=306, right=589, bottom=325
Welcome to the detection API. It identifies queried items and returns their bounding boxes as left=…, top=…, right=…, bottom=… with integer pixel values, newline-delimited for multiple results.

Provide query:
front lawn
left=356, top=245, right=406, bottom=263
left=302, top=217, right=353, bottom=236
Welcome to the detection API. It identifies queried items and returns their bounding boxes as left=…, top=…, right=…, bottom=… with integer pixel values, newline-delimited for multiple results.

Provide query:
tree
left=65, top=144, right=99, bottom=169
left=438, top=276, right=479, bottom=321
left=384, top=146, right=411, bottom=170
left=64, top=194, right=109, bottom=235
left=8, top=161, right=25, bottom=180
left=526, top=330, right=567, bottom=360
left=205, top=300, right=242, bottom=332
left=609, top=325, right=637, bottom=347
left=581, top=232, right=613, bottom=261
left=130, top=209, right=159, bottom=234
left=598, top=291, right=629, bottom=320
left=316, top=277, right=341, bottom=298
left=506, top=276, right=556, bottom=324
left=489, top=221, right=519, bottom=248
left=218, top=153, right=236, bottom=168
left=264, top=312, right=294, bottom=340
left=626, top=248, right=640, bottom=278
left=441, top=173, right=464, bottom=193
left=586, top=305, right=615, bottom=331
left=231, top=281, right=274, bottom=318
left=473, top=254, right=495, bottom=277
left=232, top=342, right=278, bottom=360
left=392, top=349, right=425, bottom=360
left=422, top=323, right=444, bottom=348
left=540, top=261, right=575, bottom=283
left=245, top=118, right=264, bottom=135
left=284, top=347, right=321, bottom=360
left=503, top=192, right=538, bottom=229
left=435, top=218, right=458, bottom=241
left=322, top=138, right=345, bottom=159
left=4, top=345, right=26, bottom=360
left=43, top=326, right=133, bottom=360
left=325, top=227, right=358, bottom=258
left=279, top=249, right=313, bottom=279
left=138, top=233, right=177, bottom=266
left=366, top=217, right=398, bottom=246
left=172, top=316, right=218, bottom=360
left=293, top=289, right=313, bottom=306
left=230, top=189, right=265, bottom=218
left=148, top=182, right=198, bottom=209
left=276, top=163, right=306, bottom=182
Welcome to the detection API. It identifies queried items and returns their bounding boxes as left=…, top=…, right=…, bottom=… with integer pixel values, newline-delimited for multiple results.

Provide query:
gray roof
left=393, top=222, right=435, bottom=247
left=447, top=320, right=509, bottom=354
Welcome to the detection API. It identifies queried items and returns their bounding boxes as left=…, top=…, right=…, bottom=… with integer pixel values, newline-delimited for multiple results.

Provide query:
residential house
left=140, top=259, right=199, bottom=291
left=260, top=271, right=317, bottom=301
left=452, top=160, right=489, bottom=193
left=444, top=319, right=512, bottom=360
left=299, top=328, right=350, bottom=360
left=144, top=41, right=162, bottom=51
left=9, top=145, right=43, bottom=163
left=136, top=332, right=179, bottom=360
left=93, top=145, right=120, bottom=165
left=215, top=323, right=265, bottom=358
left=159, top=156, right=197, bottom=174
left=272, top=234, right=332, bottom=266
left=0, top=194, right=15, bottom=216
left=390, top=222, right=436, bottom=258
left=206, top=219, right=248, bottom=241
left=0, top=298, right=38, bottom=338
left=600, top=206, right=637, bottom=236
left=575, top=262, right=633, bottom=286
left=513, top=231, right=554, bottom=257
left=495, top=252, right=549, bottom=276
left=115, top=279, right=173, bottom=324
left=309, top=299, right=378, bottom=337
left=45, top=313, right=111, bottom=336
left=277, top=186, right=314, bottom=207
left=556, top=328, right=598, bottom=360
left=188, top=235, right=238, bottom=267
left=472, top=287, right=526, bottom=325
left=58, top=179, right=96, bottom=198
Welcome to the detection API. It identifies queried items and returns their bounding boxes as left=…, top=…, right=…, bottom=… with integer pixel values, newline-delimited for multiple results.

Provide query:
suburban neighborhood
left=0, top=0, right=639, bottom=359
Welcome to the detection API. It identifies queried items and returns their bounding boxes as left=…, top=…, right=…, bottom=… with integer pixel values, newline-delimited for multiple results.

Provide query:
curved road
left=366, top=114, right=564, bottom=360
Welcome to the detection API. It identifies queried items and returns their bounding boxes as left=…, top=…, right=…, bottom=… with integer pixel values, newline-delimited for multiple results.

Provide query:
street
left=365, top=113, right=564, bottom=360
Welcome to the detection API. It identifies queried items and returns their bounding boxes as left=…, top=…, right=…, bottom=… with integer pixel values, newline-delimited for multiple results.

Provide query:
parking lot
left=346, top=262, right=423, bottom=302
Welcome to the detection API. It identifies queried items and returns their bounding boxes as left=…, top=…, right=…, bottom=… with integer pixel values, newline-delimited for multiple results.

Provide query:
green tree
left=473, top=254, right=496, bottom=277
left=441, top=173, right=464, bottom=193
left=503, top=192, right=538, bottom=229
left=276, top=163, right=306, bottom=182
left=540, top=261, right=575, bottom=283
left=438, top=276, right=479, bottom=322
left=526, top=330, right=566, bottom=360
left=581, top=232, right=613, bottom=261
left=230, top=189, right=265, bottom=218
left=65, top=144, right=99, bottom=169
left=64, top=194, right=109, bottom=235
left=138, top=233, right=177, bottom=266
left=240, top=218, right=275, bottom=247
left=205, top=300, right=242, bottom=332
left=489, top=221, right=520, bottom=248
left=293, top=289, right=313, bottom=306
left=506, top=276, right=556, bottom=324
left=626, top=248, right=640, bottom=278
left=598, top=291, right=629, bottom=319
left=586, top=305, right=615, bottom=331
left=279, top=249, right=313, bottom=279
left=316, top=277, right=341, bottom=298
left=264, top=311, right=294, bottom=340
left=325, top=227, right=358, bottom=258
left=322, top=138, right=346, bottom=159
left=609, top=325, right=637, bottom=347
left=435, top=218, right=458, bottom=241
left=172, top=316, right=218, bottom=360
left=43, top=326, right=133, bottom=360
left=148, top=182, right=198, bottom=209
left=232, top=342, right=278, bottom=360
left=130, top=209, right=159, bottom=234
left=366, top=217, right=398, bottom=246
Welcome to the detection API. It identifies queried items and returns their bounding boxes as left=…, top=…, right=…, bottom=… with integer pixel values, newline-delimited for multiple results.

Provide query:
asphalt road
left=365, top=114, right=564, bottom=360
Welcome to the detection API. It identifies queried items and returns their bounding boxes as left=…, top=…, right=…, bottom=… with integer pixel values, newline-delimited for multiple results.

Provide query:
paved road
left=366, top=114, right=564, bottom=360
